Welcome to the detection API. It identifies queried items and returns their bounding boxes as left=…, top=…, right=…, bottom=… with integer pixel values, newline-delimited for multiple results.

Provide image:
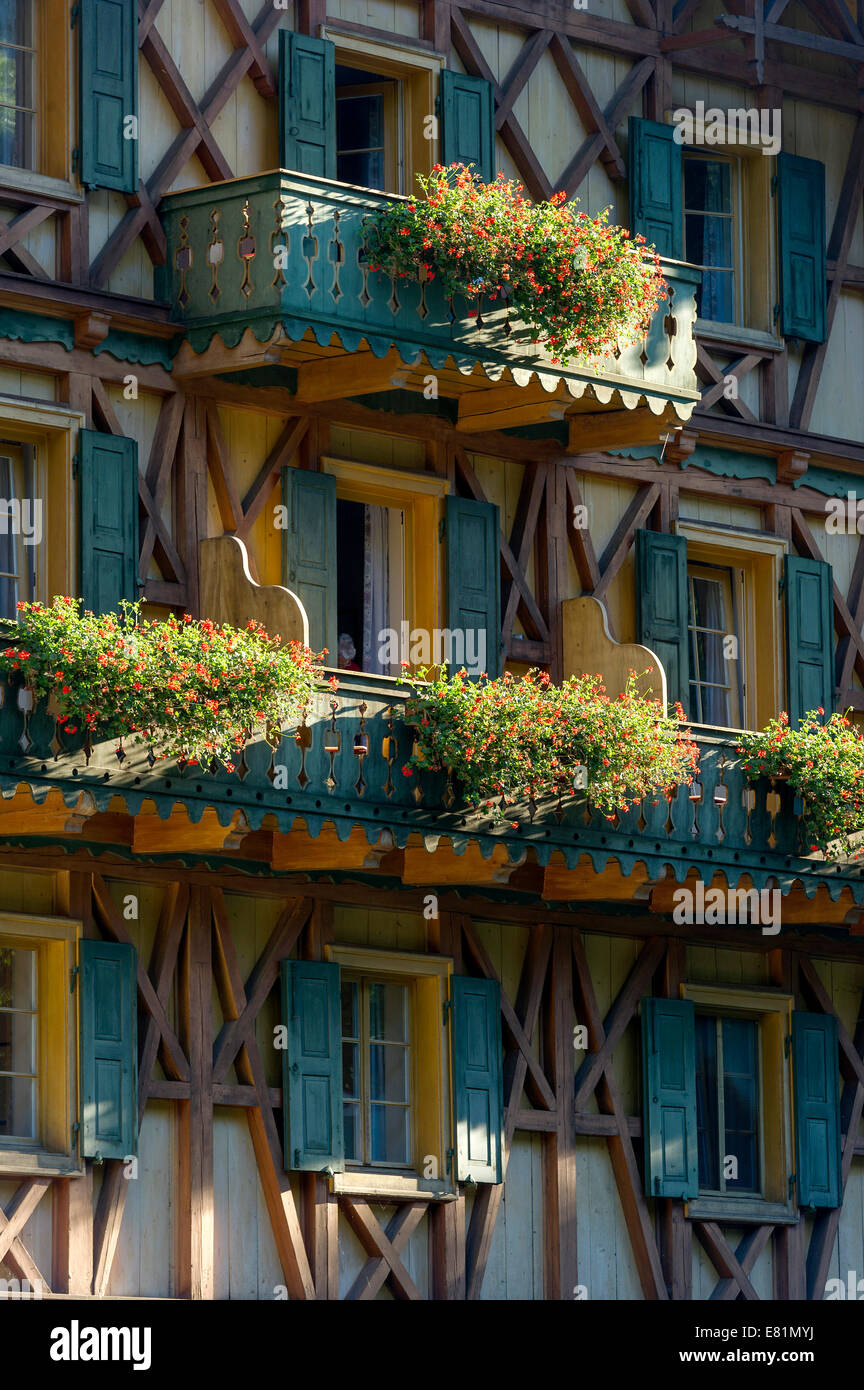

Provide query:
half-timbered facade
left=0, top=0, right=863, bottom=1303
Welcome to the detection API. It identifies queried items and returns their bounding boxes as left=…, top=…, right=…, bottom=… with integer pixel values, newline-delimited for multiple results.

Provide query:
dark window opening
left=695, top=1013, right=760, bottom=1195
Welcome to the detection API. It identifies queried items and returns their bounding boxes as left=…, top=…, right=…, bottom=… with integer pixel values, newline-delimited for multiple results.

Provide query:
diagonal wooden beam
left=495, top=29, right=554, bottom=130
left=806, top=1004, right=864, bottom=1299
left=593, top=483, right=660, bottom=604
left=210, top=0, right=277, bottom=97
left=574, top=936, right=666, bottom=1110
left=501, top=460, right=547, bottom=645
left=0, top=204, right=53, bottom=259
left=694, top=1221, right=763, bottom=1300
left=139, top=391, right=186, bottom=581
left=549, top=35, right=627, bottom=180
left=698, top=351, right=764, bottom=414
left=340, top=1198, right=424, bottom=1299
left=205, top=404, right=247, bottom=537
left=344, top=1201, right=427, bottom=1300
left=212, top=895, right=312, bottom=1084
left=0, top=215, right=49, bottom=277
left=791, top=507, right=864, bottom=692
left=0, top=1178, right=52, bottom=1268
left=837, top=534, right=864, bottom=697
left=564, top=471, right=600, bottom=592
left=559, top=57, right=654, bottom=197
left=237, top=417, right=310, bottom=543
left=695, top=342, right=759, bottom=423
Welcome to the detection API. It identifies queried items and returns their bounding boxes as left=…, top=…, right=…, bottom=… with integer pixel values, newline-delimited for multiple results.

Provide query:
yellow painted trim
left=0, top=913, right=80, bottom=1173
left=676, top=519, right=787, bottom=728
left=0, top=396, right=83, bottom=607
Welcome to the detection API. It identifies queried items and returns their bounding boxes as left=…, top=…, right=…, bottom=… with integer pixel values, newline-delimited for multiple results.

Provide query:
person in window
left=338, top=633, right=361, bottom=671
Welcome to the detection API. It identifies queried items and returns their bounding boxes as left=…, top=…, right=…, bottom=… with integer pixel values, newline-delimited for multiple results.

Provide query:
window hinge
left=434, top=94, right=441, bottom=116
left=438, top=518, right=445, bottom=544
left=778, top=571, right=785, bottom=599
left=71, top=148, right=79, bottom=174
left=442, top=998, right=452, bottom=1027
left=72, top=1120, right=80, bottom=1138
left=70, top=964, right=80, bottom=993
left=789, top=1172, right=796, bottom=1201
left=770, top=173, right=777, bottom=197
left=785, top=1032, right=792, bottom=1058
left=71, top=3, right=79, bottom=27
left=445, top=1147, right=454, bottom=1175
left=72, top=453, right=79, bottom=481
left=773, top=302, right=780, bottom=324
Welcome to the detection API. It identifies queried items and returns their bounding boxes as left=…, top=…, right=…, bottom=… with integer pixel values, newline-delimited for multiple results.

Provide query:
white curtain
left=362, top=503, right=390, bottom=675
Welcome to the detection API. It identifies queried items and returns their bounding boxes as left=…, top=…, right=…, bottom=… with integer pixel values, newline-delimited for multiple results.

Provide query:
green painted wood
left=784, top=554, right=834, bottom=726
left=79, top=0, right=138, bottom=193
left=445, top=495, right=501, bottom=679
left=282, top=466, right=337, bottom=662
left=441, top=71, right=495, bottom=183
left=78, top=429, right=139, bottom=615
left=79, top=938, right=137, bottom=1160
left=281, top=960, right=344, bottom=1173
left=628, top=118, right=683, bottom=260
left=792, top=1011, right=841, bottom=1209
left=636, top=529, right=689, bottom=710
left=777, top=153, right=826, bottom=343
left=278, top=31, right=336, bottom=179
left=451, top=974, right=503, bottom=1185
left=641, top=996, right=698, bottom=1200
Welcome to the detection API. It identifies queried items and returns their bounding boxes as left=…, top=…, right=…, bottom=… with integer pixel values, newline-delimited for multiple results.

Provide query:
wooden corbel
left=73, top=311, right=111, bottom=350
left=662, top=427, right=698, bottom=467
left=776, top=449, right=809, bottom=484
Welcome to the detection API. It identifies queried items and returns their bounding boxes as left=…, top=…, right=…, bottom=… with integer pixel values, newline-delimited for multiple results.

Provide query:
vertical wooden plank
left=66, top=373, right=92, bottom=427
left=52, top=1169, right=93, bottom=1295
left=178, top=886, right=214, bottom=1299
left=659, top=937, right=692, bottom=1299
left=178, top=398, right=208, bottom=616
left=422, top=0, right=451, bottom=55
left=301, top=899, right=338, bottom=1299
left=542, top=926, right=578, bottom=1299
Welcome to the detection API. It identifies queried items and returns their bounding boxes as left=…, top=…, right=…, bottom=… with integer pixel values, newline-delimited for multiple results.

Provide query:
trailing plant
left=399, top=665, right=699, bottom=823
left=363, top=163, right=666, bottom=366
left=738, top=709, right=864, bottom=859
left=0, top=597, right=331, bottom=771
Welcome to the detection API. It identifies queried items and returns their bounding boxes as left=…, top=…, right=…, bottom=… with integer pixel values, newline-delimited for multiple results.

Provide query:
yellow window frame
left=0, top=398, right=82, bottom=609
left=321, top=456, right=448, bottom=675
left=0, top=912, right=80, bottom=1176
left=675, top=519, right=787, bottom=731
left=326, top=944, right=454, bottom=1200
left=0, top=0, right=79, bottom=200
left=681, top=983, right=796, bottom=1224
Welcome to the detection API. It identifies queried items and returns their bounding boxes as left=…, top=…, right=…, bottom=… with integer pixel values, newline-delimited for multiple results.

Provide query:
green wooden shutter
left=641, top=997, right=698, bottom=1200
left=451, top=975, right=503, bottom=1185
left=281, top=960, right=344, bottom=1173
left=78, top=429, right=139, bottom=616
left=79, top=939, right=138, bottom=1160
left=628, top=118, right=682, bottom=260
left=441, top=71, right=495, bottom=183
left=282, top=467, right=337, bottom=662
left=784, top=554, right=834, bottom=726
left=278, top=31, right=336, bottom=179
left=792, top=1011, right=841, bottom=1209
left=445, top=494, right=501, bottom=678
left=636, top=529, right=689, bottom=710
left=79, top=0, right=138, bottom=192
left=777, top=153, right=826, bottom=343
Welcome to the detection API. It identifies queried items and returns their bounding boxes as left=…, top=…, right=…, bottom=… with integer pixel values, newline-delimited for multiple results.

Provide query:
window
left=0, top=0, right=37, bottom=171
left=687, top=561, right=743, bottom=727
left=684, top=985, right=795, bottom=1223
left=336, top=68, right=398, bottom=192
left=0, top=914, right=78, bottom=1174
left=341, top=975, right=412, bottom=1167
left=336, top=496, right=405, bottom=676
left=0, top=442, right=37, bottom=619
left=323, top=458, right=446, bottom=677
left=684, top=154, right=739, bottom=324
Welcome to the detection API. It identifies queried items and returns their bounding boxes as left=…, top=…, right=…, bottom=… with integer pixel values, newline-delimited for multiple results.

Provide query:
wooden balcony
left=158, top=171, right=701, bottom=429
left=0, top=667, right=861, bottom=914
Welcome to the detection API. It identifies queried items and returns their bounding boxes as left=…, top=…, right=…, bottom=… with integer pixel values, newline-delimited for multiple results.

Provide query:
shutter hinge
left=445, top=1147, right=454, bottom=1175
left=789, top=1171, right=796, bottom=1201
left=773, top=302, right=780, bottom=324
left=785, top=1032, right=792, bottom=1058
left=294, top=1148, right=301, bottom=1167
left=434, top=94, right=441, bottom=117
left=778, top=571, right=785, bottom=599
left=72, top=452, right=79, bottom=480
left=442, top=998, right=452, bottom=1027
left=438, top=518, right=445, bottom=543
left=72, top=1120, right=80, bottom=1137
left=71, top=148, right=79, bottom=173
left=70, top=964, right=79, bottom=993
left=770, top=173, right=777, bottom=197
left=71, top=3, right=79, bottom=27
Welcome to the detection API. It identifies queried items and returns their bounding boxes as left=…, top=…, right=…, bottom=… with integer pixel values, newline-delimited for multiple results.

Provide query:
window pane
left=368, top=982, right=407, bottom=1043
left=0, top=1073, right=36, bottom=1139
left=369, top=1042, right=408, bottom=1103
left=698, top=269, right=735, bottom=324
left=0, top=945, right=36, bottom=1010
left=0, top=1, right=34, bottom=48
left=343, top=1101, right=360, bottom=1162
left=0, top=1009, right=35, bottom=1074
left=337, top=94, right=383, bottom=151
left=695, top=1015, right=719, bottom=1191
left=370, top=1103, right=409, bottom=1164
left=341, top=979, right=357, bottom=1038
left=722, top=1018, right=760, bottom=1192
left=337, top=150, right=384, bottom=189
left=684, top=158, right=731, bottom=214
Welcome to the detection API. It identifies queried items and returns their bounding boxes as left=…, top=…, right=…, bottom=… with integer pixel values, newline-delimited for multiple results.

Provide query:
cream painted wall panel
left=836, top=1161, right=864, bottom=1296
left=473, top=1132, right=544, bottom=1299
left=213, top=1106, right=283, bottom=1298
left=809, top=293, right=864, bottom=445
left=328, top=0, right=420, bottom=36
left=678, top=495, right=762, bottom=529
left=513, top=47, right=586, bottom=190
left=107, top=1102, right=173, bottom=1297
left=0, top=369, right=55, bottom=401
left=328, top=426, right=425, bottom=472
left=811, top=513, right=857, bottom=606
left=0, top=206, right=55, bottom=280
left=0, top=1176, right=51, bottom=1289
left=574, top=1135, right=644, bottom=1298
left=331, top=902, right=426, bottom=952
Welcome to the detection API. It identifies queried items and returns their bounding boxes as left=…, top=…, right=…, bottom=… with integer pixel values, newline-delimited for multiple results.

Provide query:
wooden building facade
left=1, top=0, right=864, bottom=1302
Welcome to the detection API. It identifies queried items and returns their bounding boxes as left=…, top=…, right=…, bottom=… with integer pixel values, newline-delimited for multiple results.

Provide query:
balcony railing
left=0, top=669, right=860, bottom=900
left=158, top=170, right=701, bottom=415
